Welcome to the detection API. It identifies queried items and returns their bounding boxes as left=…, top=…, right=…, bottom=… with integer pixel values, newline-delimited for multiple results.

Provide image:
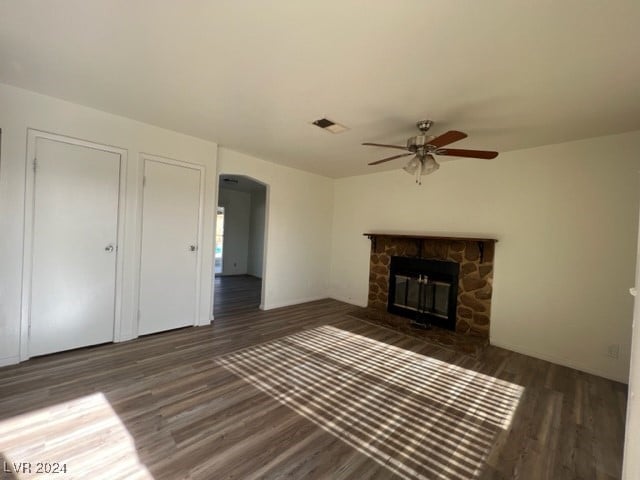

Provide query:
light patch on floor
left=218, top=325, right=523, bottom=480
left=0, top=392, right=153, bottom=479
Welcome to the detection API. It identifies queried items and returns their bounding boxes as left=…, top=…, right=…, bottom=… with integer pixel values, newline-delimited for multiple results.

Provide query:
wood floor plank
left=214, top=274, right=262, bottom=318
left=0, top=298, right=628, bottom=479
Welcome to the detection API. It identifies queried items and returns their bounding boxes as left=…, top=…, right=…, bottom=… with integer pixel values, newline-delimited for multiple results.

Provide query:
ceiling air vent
left=312, top=118, right=349, bottom=134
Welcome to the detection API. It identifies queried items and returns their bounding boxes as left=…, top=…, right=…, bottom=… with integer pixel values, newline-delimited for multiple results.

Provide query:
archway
left=213, top=174, right=268, bottom=319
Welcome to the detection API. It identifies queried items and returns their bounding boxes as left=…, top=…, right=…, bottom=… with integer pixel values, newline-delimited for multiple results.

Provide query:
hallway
left=214, top=275, right=262, bottom=318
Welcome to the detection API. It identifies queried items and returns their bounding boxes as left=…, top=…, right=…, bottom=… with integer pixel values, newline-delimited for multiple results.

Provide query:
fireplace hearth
left=365, top=233, right=497, bottom=338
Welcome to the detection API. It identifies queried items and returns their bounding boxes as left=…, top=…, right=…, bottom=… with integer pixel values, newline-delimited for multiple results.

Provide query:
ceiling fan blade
left=368, top=153, right=413, bottom=165
left=427, top=130, right=468, bottom=148
left=362, top=142, right=409, bottom=151
left=436, top=148, right=499, bottom=159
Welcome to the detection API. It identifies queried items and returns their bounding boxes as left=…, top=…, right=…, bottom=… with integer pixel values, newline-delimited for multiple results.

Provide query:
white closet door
left=30, top=137, right=121, bottom=356
left=138, top=159, right=201, bottom=335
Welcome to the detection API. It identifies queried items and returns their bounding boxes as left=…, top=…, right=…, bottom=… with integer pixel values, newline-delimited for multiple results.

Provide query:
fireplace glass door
left=393, top=275, right=450, bottom=318
left=388, top=257, right=459, bottom=330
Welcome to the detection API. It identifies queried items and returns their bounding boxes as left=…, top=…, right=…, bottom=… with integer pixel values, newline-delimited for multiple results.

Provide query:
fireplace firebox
left=388, top=256, right=459, bottom=330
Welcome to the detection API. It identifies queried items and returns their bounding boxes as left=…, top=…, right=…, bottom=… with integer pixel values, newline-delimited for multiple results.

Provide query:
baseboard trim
left=329, top=295, right=367, bottom=308
left=490, top=339, right=628, bottom=384
left=217, top=273, right=255, bottom=277
left=262, top=295, right=329, bottom=310
left=0, top=355, right=20, bottom=368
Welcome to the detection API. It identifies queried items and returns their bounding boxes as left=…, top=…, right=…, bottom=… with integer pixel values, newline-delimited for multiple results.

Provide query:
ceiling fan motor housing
left=407, top=134, right=436, bottom=152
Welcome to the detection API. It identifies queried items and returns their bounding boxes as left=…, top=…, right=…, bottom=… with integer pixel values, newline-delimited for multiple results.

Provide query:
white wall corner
left=490, top=339, right=629, bottom=384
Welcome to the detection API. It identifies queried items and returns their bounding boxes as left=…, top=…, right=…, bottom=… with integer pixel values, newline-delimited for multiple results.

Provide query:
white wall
left=217, top=148, right=333, bottom=310
left=248, top=189, right=266, bottom=278
left=3, top=81, right=637, bottom=384
left=623, top=206, right=640, bottom=478
left=0, top=83, right=218, bottom=367
left=218, top=187, right=251, bottom=275
left=330, top=131, right=640, bottom=382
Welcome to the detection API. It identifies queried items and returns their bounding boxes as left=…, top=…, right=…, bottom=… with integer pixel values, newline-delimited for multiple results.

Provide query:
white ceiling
left=1, top=1, right=639, bottom=178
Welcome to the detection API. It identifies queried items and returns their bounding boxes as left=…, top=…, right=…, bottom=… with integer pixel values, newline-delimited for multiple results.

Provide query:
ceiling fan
left=363, top=120, right=498, bottom=184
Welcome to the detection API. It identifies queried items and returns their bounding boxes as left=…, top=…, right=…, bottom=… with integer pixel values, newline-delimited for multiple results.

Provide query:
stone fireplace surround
left=365, top=233, right=496, bottom=338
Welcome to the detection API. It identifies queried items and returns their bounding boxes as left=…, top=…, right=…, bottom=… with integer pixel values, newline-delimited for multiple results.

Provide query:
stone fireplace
left=365, top=233, right=496, bottom=338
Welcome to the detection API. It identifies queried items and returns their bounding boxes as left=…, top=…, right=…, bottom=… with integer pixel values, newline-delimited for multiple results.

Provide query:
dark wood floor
left=214, top=274, right=262, bottom=318
left=0, top=299, right=627, bottom=479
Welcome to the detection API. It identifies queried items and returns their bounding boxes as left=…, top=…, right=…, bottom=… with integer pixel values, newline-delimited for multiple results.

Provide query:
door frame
left=135, top=153, right=206, bottom=335
left=212, top=173, right=270, bottom=317
left=20, top=129, right=128, bottom=361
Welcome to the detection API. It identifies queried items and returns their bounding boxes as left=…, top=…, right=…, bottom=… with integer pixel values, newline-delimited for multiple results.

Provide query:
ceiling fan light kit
left=363, top=119, right=498, bottom=184
left=403, top=155, right=439, bottom=185
left=422, top=155, right=439, bottom=174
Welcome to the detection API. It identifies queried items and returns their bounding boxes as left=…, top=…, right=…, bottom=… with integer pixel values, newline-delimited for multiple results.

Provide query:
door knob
left=189, top=245, right=198, bottom=252
left=105, top=244, right=114, bottom=253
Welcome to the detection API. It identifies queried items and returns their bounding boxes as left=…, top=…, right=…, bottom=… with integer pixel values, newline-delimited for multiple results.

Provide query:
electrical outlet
left=606, top=344, right=620, bottom=359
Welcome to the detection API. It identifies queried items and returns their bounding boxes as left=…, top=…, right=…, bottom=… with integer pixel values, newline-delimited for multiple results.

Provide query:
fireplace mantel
left=364, top=233, right=497, bottom=262
left=363, top=232, right=498, bottom=243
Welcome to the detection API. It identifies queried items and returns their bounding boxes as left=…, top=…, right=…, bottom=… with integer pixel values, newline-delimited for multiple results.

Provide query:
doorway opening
left=213, top=175, right=268, bottom=319
left=215, top=206, right=225, bottom=274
